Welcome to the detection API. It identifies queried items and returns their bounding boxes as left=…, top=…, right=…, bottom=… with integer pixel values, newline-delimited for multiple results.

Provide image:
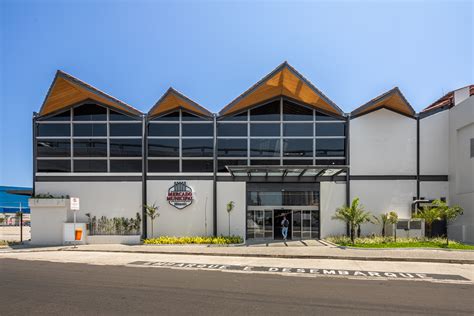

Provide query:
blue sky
left=0, top=0, right=472, bottom=187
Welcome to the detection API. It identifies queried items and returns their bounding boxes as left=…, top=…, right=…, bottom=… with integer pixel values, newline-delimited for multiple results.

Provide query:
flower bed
left=326, top=236, right=474, bottom=250
left=143, top=235, right=243, bottom=245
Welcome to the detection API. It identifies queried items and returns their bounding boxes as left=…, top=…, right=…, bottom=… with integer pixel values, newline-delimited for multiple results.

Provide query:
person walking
left=281, top=216, right=289, bottom=240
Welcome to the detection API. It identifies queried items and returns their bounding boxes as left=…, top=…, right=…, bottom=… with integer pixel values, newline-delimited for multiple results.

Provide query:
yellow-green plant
left=332, top=198, right=373, bottom=244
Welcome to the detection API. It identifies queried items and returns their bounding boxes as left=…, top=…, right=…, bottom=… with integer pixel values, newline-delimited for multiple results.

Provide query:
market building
left=30, top=62, right=474, bottom=245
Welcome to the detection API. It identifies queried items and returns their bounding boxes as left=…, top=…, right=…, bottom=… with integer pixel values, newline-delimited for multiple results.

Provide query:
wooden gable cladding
left=219, top=63, right=343, bottom=117
left=39, top=71, right=141, bottom=117
left=148, top=88, right=212, bottom=118
left=351, top=87, right=415, bottom=118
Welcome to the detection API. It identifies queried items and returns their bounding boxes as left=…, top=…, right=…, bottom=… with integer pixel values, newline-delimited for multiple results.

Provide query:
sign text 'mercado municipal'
left=167, top=182, right=193, bottom=209
left=128, top=261, right=469, bottom=282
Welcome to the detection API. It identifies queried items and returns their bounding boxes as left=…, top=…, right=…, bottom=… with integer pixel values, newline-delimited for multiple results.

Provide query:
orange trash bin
left=75, top=229, right=82, bottom=241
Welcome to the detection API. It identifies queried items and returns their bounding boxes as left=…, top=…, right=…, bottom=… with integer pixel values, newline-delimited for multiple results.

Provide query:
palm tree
left=332, top=198, right=373, bottom=244
left=374, top=213, right=389, bottom=238
left=413, top=205, right=441, bottom=238
left=428, top=199, right=463, bottom=245
left=226, top=201, right=235, bottom=236
left=144, top=203, right=160, bottom=238
left=387, top=211, right=399, bottom=241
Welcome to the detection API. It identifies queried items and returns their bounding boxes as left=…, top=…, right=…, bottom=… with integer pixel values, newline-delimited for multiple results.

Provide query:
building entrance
left=274, top=210, right=291, bottom=240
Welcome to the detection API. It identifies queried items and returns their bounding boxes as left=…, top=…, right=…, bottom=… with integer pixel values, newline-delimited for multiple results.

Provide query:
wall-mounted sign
left=167, top=182, right=193, bottom=209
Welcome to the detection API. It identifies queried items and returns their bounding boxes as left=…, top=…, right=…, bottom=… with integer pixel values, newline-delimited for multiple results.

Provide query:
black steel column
left=212, top=114, right=217, bottom=236
left=32, top=112, right=37, bottom=196
left=416, top=115, right=420, bottom=200
left=141, top=115, right=148, bottom=239
left=345, top=114, right=351, bottom=207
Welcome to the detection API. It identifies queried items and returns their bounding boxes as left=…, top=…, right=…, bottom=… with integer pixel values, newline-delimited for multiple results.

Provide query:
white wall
left=320, top=182, right=346, bottom=238
left=146, top=180, right=213, bottom=237
left=351, top=180, right=416, bottom=236
left=448, top=96, right=474, bottom=243
left=350, top=108, right=417, bottom=175
left=35, top=182, right=142, bottom=223
left=216, top=182, right=246, bottom=238
left=420, top=110, right=449, bottom=175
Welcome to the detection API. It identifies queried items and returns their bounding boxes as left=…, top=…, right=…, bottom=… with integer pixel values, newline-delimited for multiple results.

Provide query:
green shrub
left=143, top=235, right=243, bottom=245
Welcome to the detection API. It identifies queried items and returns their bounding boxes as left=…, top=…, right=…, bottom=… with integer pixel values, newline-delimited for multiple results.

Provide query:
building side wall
left=350, top=108, right=417, bottom=175
left=146, top=180, right=214, bottom=237
left=420, top=110, right=449, bottom=175
left=420, top=181, right=449, bottom=201
left=448, top=96, right=474, bottom=243
left=320, top=182, right=346, bottom=238
left=350, top=180, right=416, bottom=236
left=35, top=181, right=141, bottom=223
left=216, top=181, right=246, bottom=239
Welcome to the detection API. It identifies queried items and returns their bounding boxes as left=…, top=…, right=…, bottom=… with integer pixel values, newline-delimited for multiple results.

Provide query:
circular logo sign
left=167, top=182, right=193, bottom=209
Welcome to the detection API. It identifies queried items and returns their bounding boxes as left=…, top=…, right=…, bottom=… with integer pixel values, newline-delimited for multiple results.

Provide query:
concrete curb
left=58, top=248, right=474, bottom=265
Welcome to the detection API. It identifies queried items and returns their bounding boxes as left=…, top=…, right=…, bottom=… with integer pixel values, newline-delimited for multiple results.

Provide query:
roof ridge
left=149, top=87, right=212, bottom=117
left=351, top=86, right=415, bottom=117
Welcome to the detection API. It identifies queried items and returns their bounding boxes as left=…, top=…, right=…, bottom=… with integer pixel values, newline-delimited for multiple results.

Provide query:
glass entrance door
left=246, top=209, right=273, bottom=239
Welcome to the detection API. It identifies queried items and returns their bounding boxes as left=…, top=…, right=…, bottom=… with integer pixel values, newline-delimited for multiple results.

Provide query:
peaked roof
left=422, top=85, right=474, bottom=114
left=39, top=70, right=142, bottom=117
left=351, top=87, right=415, bottom=118
left=148, top=87, right=212, bottom=118
left=219, top=62, right=344, bottom=117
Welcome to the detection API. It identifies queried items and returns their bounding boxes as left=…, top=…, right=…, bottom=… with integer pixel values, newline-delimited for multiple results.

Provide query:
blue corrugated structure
left=0, top=186, right=31, bottom=214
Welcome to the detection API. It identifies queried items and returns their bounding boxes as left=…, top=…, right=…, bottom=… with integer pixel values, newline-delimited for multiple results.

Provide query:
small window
left=219, top=111, right=248, bottom=121
left=73, top=124, right=107, bottom=137
left=110, top=160, right=142, bottom=173
left=283, top=123, right=313, bottom=137
left=316, top=123, right=346, bottom=137
left=315, top=139, right=345, bottom=157
left=217, top=160, right=248, bottom=172
left=37, top=160, right=71, bottom=172
left=250, top=100, right=280, bottom=121
left=109, top=110, right=139, bottom=121
left=148, top=139, right=179, bottom=157
left=182, top=139, right=213, bottom=157
left=250, top=139, right=280, bottom=157
left=217, top=123, right=247, bottom=137
left=73, top=104, right=107, bottom=121
left=74, top=160, right=107, bottom=172
left=148, top=160, right=179, bottom=172
left=182, top=111, right=209, bottom=121
left=37, top=140, right=71, bottom=157
left=73, top=139, right=107, bottom=157
left=148, top=123, right=179, bottom=137
left=250, top=123, right=280, bottom=137
left=110, top=123, right=142, bottom=137
left=110, top=139, right=142, bottom=157
left=283, top=100, right=313, bottom=121
left=283, top=139, right=313, bottom=157
left=38, top=110, right=70, bottom=121
left=182, top=123, right=213, bottom=137
left=152, top=111, right=179, bottom=122
left=37, top=124, right=70, bottom=137
left=217, top=139, right=247, bottom=157
left=182, top=160, right=213, bottom=172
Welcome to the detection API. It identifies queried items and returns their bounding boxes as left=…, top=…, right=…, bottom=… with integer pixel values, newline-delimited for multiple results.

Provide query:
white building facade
left=31, top=64, right=474, bottom=244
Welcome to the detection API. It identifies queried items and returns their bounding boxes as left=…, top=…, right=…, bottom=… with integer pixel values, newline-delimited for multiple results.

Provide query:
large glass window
left=110, top=139, right=142, bottom=157
left=109, top=110, right=139, bottom=121
left=217, top=160, right=247, bottom=172
left=73, top=139, right=107, bottom=157
left=250, top=123, right=280, bottom=137
left=219, top=111, right=248, bottom=121
left=152, top=111, right=179, bottom=121
left=38, top=110, right=70, bottom=121
left=315, top=111, right=342, bottom=122
left=73, top=124, right=107, bottom=137
left=110, top=160, right=142, bottom=173
left=74, top=160, right=107, bottom=172
left=283, top=123, right=313, bottom=137
left=37, top=140, right=70, bottom=157
left=148, top=139, right=179, bottom=157
left=250, top=100, right=280, bottom=121
left=283, top=159, right=313, bottom=165
left=182, top=123, right=213, bottom=137
left=37, top=160, right=71, bottom=172
left=217, top=123, right=247, bottom=137
left=182, top=112, right=209, bottom=121
left=315, top=139, right=345, bottom=157
left=73, top=104, right=107, bottom=121
left=182, top=160, right=213, bottom=172
left=148, top=123, right=179, bottom=137
left=283, top=100, right=313, bottom=121
left=37, top=124, right=70, bottom=137
left=250, top=139, right=280, bottom=157
left=250, top=159, right=280, bottom=165
left=217, top=139, right=247, bottom=157
left=182, top=139, right=213, bottom=157
left=148, top=160, right=179, bottom=173
left=110, top=123, right=142, bottom=137
left=315, top=123, right=345, bottom=137
left=283, top=139, right=313, bottom=157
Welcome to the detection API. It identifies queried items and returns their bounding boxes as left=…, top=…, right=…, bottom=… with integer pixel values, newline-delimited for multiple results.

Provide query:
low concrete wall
left=86, top=235, right=141, bottom=245
left=29, top=198, right=69, bottom=246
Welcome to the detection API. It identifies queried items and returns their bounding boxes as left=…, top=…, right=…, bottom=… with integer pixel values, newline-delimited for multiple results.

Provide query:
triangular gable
left=148, top=88, right=212, bottom=118
left=219, top=62, right=344, bottom=117
left=351, top=87, right=415, bottom=119
left=39, top=71, right=142, bottom=117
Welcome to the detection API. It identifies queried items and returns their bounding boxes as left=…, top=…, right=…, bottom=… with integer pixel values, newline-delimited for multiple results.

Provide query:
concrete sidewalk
left=3, top=242, right=474, bottom=264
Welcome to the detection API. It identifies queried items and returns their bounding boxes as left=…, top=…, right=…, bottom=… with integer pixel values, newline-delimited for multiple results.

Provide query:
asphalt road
left=0, top=258, right=472, bottom=315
